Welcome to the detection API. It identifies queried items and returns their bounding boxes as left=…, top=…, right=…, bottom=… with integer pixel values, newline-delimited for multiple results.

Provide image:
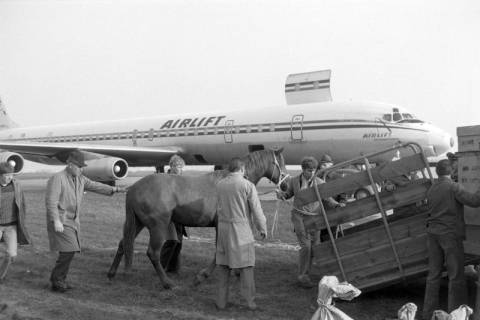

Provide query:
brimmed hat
left=67, top=150, right=87, bottom=168
left=320, top=154, right=333, bottom=164
left=0, top=162, right=14, bottom=175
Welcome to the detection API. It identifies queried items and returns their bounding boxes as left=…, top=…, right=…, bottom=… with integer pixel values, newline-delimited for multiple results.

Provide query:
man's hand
left=115, top=186, right=128, bottom=193
left=275, top=189, right=286, bottom=200
left=259, top=232, right=267, bottom=240
left=54, top=219, right=64, bottom=233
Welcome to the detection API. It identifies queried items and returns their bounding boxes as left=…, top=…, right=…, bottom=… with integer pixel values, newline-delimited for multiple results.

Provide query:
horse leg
left=107, top=223, right=144, bottom=279
left=193, top=225, right=218, bottom=286
left=147, top=228, right=174, bottom=289
left=194, top=257, right=217, bottom=286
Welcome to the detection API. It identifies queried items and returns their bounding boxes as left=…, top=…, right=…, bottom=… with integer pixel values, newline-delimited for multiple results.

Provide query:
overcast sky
left=1, top=0, right=479, bottom=147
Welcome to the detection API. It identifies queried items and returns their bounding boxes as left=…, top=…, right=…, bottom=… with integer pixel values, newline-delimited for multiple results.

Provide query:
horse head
left=269, top=147, right=289, bottom=190
left=243, top=147, right=289, bottom=189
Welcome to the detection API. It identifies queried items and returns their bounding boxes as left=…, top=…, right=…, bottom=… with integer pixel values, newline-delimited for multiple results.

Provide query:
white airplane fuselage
left=0, top=100, right=453, bottom=167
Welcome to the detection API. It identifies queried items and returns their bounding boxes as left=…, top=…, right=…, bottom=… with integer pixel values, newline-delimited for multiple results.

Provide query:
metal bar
left=318, top=141, right=423, bottom=178
left=363, top=156, right=405, bottom=278
left=312, top=180, right=348, bottom=282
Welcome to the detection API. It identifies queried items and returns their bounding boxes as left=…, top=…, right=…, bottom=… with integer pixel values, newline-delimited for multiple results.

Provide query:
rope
left=270, top=199, right=281, bottom=239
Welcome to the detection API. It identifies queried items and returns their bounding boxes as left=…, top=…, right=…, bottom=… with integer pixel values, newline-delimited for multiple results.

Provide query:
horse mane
left=242, top=149, right=272, bottom=184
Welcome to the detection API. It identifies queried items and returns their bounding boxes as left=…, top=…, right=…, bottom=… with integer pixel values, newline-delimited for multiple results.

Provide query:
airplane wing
left=0, top=141, right=181, bottom=166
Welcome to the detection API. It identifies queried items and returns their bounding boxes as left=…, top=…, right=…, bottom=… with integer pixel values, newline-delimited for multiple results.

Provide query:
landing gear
left=156, top=165, right=165, bottom=173
left=214, top=164, right=224, bottom=171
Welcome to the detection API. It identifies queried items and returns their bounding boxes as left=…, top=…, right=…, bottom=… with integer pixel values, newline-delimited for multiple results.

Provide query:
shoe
left=215, top=302, right=227, bottom=311
left=51, top=282, right=70, bottom=293
left=247, top=302, right=257, bottom=311
left=51, top=284, right=67, bottom=293
left=297, top=275, right=316, bottom=288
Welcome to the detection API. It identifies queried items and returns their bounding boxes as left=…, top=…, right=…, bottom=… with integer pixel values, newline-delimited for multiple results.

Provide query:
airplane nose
left=429, top=126, right=454, bottom=156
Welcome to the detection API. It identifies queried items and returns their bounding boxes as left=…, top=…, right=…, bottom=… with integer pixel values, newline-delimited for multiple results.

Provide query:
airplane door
left=224, top=119, right=234, bottom=143
left=290, top=114, right=304, bottom=141
left=132, top=129, right=138, bottom=146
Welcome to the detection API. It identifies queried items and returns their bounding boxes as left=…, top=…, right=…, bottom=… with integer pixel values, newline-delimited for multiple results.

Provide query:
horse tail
left=123, top=195, right=137, bottom=270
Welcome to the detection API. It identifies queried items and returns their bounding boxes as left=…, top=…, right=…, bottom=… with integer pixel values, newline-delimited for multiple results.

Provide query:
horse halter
left=271, top=151, right=290, bottom=187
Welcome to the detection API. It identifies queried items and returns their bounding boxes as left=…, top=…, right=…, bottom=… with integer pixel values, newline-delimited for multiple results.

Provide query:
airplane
left=0, top=70, right=453, bottom=182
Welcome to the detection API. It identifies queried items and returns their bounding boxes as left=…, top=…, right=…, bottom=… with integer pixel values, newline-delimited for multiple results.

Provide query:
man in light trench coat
left=46, top=150, right=126, bottom=292
left=215, top=157, right=267, bottom=311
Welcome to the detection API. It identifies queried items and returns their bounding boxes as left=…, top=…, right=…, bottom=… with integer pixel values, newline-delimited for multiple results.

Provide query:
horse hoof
left=193, top=271, right=209, bottom=286
left=163, top=282, right=174, bottom=290
left=107, top=272, right=115, bottom=280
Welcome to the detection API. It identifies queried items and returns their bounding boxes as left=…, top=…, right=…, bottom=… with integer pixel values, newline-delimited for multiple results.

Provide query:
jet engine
left=82, top=157, right=128, bottom=181
left=0, top=151, right=24, bottom=173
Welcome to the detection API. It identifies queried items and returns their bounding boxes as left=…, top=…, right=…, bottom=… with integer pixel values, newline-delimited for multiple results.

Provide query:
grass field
left=0, top=172, right=470, bottom=320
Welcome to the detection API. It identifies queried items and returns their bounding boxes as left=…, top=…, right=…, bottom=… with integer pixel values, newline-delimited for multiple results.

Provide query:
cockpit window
left=382, top=114, right=392, bottom=122
left=382, top=110, right=424, bottom=123
left=393, top=112, right=402, bottom=122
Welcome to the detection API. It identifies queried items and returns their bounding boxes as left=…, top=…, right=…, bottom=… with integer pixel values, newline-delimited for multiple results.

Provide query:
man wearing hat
left=160, top=154, right=187, bottom=273
left=276, top=156, right=345, bottom=288
left=46, top=150, right=126, bottom=292
left=0, top=162, right=31, bottom=280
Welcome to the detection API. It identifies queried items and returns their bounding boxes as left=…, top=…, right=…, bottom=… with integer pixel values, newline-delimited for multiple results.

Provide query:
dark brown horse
left=107, top=148, right=288, bottom=289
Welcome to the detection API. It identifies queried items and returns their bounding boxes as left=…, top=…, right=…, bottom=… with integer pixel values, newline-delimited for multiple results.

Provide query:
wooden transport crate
left=458, top=125, right=480, bottom=153
left=293, top=147, right=436, bottom=291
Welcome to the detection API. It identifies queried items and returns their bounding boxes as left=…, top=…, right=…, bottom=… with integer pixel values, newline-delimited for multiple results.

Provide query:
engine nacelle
left=82, top=157, right=128, bottom=181
left=0, top=152, right=24, bottom=173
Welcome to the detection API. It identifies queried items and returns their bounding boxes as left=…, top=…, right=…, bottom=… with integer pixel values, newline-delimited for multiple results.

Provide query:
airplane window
left=246, top=125, right=251, bottom=133
left=258, top=124, right=262, bottom=132
left=270, top=124, right=275, bottom=132
left=382, top=114, right=392, bottom=122
left=402, top=113, right=414, bottom=119
left=193, top=128, right=198, bottom=136
left=393, top=113, right=402, bottom=122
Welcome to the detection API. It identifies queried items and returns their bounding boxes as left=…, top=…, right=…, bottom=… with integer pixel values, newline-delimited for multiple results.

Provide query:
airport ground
left=0, top=171, right=474, bottom=320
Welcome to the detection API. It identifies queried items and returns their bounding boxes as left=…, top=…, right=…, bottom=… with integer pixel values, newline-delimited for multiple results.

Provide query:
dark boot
left=0, top=256, right=13, bottom=280
left=50, top=252, right=75, bottom=291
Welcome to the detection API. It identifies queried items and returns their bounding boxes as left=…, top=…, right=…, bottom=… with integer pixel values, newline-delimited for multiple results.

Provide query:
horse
left=107, top=148, right=288, bottom=289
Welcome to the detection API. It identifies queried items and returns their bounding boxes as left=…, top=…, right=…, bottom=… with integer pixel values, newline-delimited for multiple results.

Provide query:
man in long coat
left=46, top=150, right=125, bottom=292
left=215, top=157, right=267, bottom=310
left=0, top=162, right=31, bottom=280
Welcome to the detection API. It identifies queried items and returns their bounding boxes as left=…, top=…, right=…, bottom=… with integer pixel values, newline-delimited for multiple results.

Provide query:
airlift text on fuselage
left=160, top=116, right=226, bottom=129
left=362, top=132, right=393, bottom=139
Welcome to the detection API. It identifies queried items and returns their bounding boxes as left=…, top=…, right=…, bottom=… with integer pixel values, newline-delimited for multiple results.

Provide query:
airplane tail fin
left=0, top=97, right=19, bottom=130
left=285, top=69, right=332, bottom=105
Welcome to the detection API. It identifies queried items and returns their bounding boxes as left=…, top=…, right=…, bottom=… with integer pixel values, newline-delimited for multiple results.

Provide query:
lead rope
left=270, top=198, right=281, bottom=239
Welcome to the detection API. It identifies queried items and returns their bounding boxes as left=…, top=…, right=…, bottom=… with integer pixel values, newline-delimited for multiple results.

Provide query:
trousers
left=50, top=251, right=75, bottom=285
left=291, top=211, right=320, bottom=280
left=422, top=233, right=467, bottom=319
left=216, top=265, right=256, bottom=308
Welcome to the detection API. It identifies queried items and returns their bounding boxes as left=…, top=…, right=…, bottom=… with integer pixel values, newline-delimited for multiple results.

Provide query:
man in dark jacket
left=422, top=159, right=480, bottom=319
left=0, top=162, right=31, bottom=280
